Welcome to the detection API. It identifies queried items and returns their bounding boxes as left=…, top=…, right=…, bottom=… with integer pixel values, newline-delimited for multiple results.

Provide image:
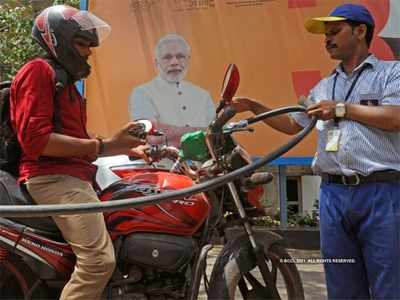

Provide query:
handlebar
left=209, top=106, right=237, bottom=133
left=135, top=106, right=309, bottom=181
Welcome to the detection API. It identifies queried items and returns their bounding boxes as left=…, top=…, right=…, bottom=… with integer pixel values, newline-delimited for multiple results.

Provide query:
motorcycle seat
left=0, top=170, right=62, bottom=239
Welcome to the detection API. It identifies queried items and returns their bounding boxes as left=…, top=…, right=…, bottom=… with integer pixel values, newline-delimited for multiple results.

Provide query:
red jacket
left=10, top=58, right=97, bottom=183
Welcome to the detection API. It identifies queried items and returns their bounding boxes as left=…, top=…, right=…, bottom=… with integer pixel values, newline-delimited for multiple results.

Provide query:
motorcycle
left=0, top=64, right=306, bottom=299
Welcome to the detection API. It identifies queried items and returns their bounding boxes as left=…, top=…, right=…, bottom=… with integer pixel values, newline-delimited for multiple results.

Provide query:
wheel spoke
left=244, top=272, right=265, bottom=290
left=242, top=272, right=275, bottom=299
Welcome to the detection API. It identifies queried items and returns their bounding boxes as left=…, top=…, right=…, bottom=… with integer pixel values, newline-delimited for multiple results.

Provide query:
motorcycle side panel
left=0, top=218, right=75, bottom=278
left=100, top=170, right=211, bottom=237
left=120, top=232, right=196, bottom=272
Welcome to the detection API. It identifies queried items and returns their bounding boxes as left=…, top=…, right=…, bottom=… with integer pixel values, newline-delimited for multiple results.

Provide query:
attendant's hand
left=231, top=97, right=255, bottom=113
left=306, top=100, right=336, bottom=121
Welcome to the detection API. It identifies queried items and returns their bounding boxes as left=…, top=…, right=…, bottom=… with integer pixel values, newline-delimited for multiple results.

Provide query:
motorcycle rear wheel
left=209, top=243, right=304, bottom=300
left=0, top=254, right=48, bottom=300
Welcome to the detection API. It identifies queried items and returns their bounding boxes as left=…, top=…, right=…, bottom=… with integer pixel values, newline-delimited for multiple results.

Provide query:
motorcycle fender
left=208, top=231, right=284, bottom=298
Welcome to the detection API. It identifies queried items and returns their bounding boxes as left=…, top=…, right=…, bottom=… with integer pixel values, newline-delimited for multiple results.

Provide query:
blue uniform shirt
left=292, top=54, right=400, bottom=176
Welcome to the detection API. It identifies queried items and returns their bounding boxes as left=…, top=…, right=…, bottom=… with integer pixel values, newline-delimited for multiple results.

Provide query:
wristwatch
left=335, top=102, right=346, bottom=118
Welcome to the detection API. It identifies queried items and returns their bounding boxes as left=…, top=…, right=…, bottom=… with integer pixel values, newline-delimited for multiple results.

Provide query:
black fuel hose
left=0, top=106, right=316, bottom=218
left=246, top=106, right=305, bottom=125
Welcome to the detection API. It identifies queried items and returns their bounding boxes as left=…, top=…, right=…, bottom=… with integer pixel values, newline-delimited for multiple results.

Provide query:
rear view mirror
left=221, top=64, right=240, bottom=103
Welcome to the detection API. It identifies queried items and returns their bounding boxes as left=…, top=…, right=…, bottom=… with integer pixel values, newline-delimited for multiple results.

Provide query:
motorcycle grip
left=210, top=106, right=236, bottom=133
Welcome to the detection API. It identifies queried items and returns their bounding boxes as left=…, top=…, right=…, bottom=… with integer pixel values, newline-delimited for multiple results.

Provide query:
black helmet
left=32, top=5, right=111, bottom=80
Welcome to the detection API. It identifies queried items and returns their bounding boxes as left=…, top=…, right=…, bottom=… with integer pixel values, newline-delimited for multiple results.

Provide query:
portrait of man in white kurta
left=129, top=33, right=215, bottom=147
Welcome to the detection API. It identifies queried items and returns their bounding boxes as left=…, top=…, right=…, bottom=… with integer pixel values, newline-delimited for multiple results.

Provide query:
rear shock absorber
left=0, top=247, right=8, bottom=262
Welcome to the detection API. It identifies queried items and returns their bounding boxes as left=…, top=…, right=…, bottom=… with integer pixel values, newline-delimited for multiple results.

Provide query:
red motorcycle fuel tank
left=99, top=169, right=211, bottom=238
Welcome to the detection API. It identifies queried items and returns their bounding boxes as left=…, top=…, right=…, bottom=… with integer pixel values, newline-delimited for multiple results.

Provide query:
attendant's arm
left=307, top=65, right=400, bottom=131
left=345, top=66, right=400, bottom=130
left=346, top=104, right=400, bottom=130
left=232, top=97, right=303, bottom=135
left=307, top=100, right=400, bottom=131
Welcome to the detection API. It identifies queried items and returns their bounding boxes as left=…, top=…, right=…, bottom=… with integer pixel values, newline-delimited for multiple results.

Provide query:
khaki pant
left=26, top=175, right=115, bottom=300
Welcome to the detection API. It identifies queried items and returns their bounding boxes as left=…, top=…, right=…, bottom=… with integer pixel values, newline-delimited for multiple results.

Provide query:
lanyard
left=332, top=63, right=369, bottom=101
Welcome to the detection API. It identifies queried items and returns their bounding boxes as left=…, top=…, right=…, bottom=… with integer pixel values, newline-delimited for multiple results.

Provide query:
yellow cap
left=305, top=16, right=347, bottom=34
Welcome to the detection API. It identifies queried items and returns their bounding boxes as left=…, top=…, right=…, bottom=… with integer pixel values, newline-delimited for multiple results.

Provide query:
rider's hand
left=103, top=122, right=147, bottom=156
left=306, top=100, right=336, bottom=120
left=129, top=144, right=152, bottom=162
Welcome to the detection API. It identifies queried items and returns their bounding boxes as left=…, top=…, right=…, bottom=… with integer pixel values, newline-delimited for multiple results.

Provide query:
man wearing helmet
left=10, top=5, right=147, bottom=300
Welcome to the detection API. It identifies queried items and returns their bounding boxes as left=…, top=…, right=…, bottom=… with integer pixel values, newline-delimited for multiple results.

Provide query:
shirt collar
left=333, top=53, right=377, bottom=76
left=361, top=53, right=378, bottom=69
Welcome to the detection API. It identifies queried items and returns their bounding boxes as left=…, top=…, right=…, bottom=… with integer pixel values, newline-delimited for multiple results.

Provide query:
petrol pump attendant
left=231, top=3, right=400, bottom=299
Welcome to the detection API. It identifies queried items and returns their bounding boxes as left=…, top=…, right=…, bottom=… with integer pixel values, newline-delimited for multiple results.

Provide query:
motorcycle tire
left=0, top=254, right=48, bottom=300
left=208, top=243, right=305, bottom=300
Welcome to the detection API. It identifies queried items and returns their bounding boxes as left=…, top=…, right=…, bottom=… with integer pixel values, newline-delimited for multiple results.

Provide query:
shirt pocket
left=358, top=93, right=381, bottom=106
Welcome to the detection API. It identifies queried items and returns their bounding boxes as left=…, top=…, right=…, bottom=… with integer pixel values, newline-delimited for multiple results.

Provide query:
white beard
left=160, top=67, right=188, bottom=83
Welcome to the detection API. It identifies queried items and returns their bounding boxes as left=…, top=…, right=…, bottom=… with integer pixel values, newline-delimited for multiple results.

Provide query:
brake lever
left=223, top=120, right=253, bottom=134
left=224, top=120, right=249, bottom=130
left=223, top=127, right=254, bottom=134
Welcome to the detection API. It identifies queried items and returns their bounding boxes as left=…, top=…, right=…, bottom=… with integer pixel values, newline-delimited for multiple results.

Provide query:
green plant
left=297, top=213, right=318, bottom=227
left=253, top=198, right=320, bottom=227
left=252, top=215, right=280, bottom=227
left=0, top=1, right=43, bottom=79
left=0, top=0, right=80, bottom=80
left=293, top=198, right=320, bottom=227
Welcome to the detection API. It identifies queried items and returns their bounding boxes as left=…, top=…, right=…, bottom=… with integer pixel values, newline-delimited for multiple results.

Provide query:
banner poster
left=86, top=0, right=398, bottom=156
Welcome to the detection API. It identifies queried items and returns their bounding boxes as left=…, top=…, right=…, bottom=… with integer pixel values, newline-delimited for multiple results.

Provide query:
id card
left=325, top=128, right=341, bottom=152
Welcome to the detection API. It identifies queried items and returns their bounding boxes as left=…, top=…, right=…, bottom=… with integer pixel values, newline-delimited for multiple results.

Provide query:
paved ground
left=288, top=249, right=327, bottom=300
left=198, top=246, right=327, bottom=299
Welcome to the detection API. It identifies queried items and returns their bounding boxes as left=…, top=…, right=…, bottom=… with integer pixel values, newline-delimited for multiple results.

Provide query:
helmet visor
left=71, top=11, right=111, bottom=44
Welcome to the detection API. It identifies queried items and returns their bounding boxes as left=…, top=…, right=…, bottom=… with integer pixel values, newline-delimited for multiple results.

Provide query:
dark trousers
left=320, top=181, right=400, bottom=299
